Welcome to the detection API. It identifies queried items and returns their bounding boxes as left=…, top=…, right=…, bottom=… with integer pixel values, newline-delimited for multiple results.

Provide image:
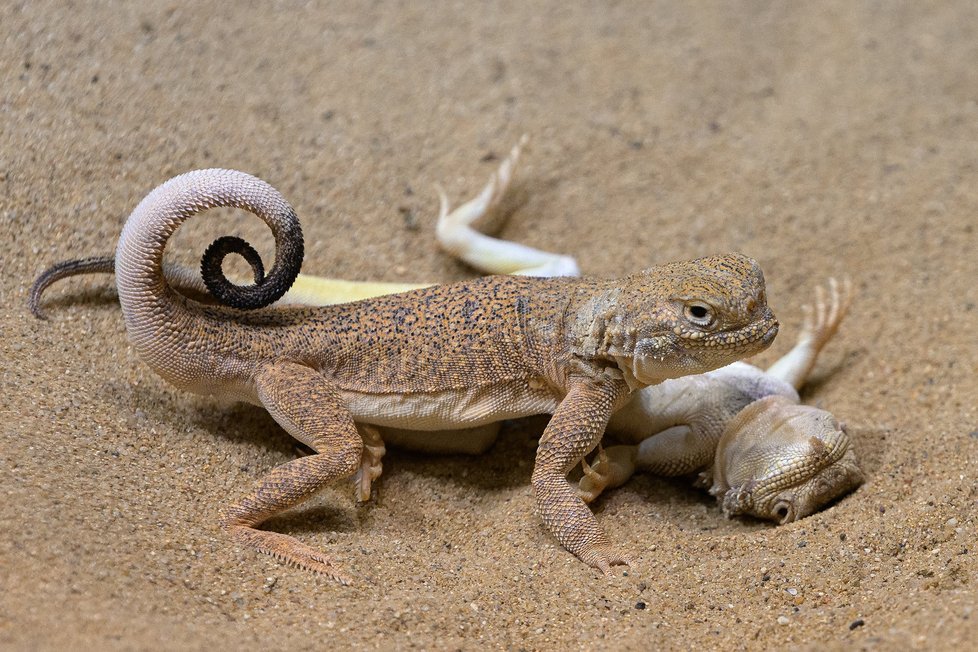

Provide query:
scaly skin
left=37, top=166, right=777, bottom=582
left=31, top=142, right=858, bottom=526
left=580, top=278, right=862, bottom=524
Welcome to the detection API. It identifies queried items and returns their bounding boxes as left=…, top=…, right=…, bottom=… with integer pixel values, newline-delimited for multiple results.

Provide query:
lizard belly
left=340, top=381, right=558, bottom=431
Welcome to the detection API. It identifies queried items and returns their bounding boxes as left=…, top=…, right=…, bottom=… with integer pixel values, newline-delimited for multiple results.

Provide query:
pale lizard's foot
left=577, top=445, right=613, bottom=503
left=800, top=276, right=853, bottom=350
left=577, top=445, right=639, bottom=503
left=353, top=425, right=386, bottom=502
left=765, top=276, right=853, bottom=389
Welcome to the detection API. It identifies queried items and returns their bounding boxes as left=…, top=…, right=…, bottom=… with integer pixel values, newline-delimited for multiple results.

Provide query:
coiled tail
left=114, top=168, right=304, bottom=380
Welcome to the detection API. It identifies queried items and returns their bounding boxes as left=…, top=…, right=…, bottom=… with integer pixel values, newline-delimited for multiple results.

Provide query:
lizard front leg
left=223, top=361, right=363, bottom=585
left=531, top=378, right=631, bottom=573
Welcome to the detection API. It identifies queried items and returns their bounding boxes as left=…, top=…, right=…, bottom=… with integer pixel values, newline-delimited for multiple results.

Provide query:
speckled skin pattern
left=29, top=152, right=860, bottom=529
left=105, top=168, right=778, bottom=582
left=579, top=278, right=862, bottom=524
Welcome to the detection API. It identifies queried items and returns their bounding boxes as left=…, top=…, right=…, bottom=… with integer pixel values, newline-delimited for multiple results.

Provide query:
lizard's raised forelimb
left=765, top=277, right=852, bottom=389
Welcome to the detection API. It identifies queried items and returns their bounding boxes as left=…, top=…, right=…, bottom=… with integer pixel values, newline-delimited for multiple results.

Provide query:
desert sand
left=2, top=1, right=976, bottom=649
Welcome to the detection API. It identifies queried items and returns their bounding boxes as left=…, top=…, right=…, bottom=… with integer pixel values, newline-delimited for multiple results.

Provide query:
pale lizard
left=31, top=140, right=860, bottom=525
left=32, top=164, right=777, bottom=583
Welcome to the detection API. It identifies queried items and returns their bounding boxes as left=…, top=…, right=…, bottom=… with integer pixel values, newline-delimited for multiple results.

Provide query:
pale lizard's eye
left=773, top=501, right=795, bottom=523
left=683, top=301, right=716, bottom=328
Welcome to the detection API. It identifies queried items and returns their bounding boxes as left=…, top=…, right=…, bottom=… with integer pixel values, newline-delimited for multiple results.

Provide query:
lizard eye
left=773, top=501, right=795, bottom=524
left=683, top=301, right=716, bottom=328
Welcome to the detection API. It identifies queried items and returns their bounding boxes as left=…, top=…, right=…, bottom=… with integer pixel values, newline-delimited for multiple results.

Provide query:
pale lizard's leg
left=435, top=135, right=580, bottom=277
left=575, top=424, right=719, bottom=502
left=765, top=277, right=853, bottom=390
left=223, top=361, right=363, bottom=585
left=633, top=424, right=718, bottom=476
left=532, top=379, right=631, bottom=573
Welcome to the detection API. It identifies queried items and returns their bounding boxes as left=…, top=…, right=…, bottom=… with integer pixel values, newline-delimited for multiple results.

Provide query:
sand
left=2, top=1, right=976, bottom=649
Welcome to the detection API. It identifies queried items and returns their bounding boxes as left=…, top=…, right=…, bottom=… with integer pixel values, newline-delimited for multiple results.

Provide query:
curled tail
left=28, top=253, right=261, bottom=319
left=115, top=169, right=304, bottom=370
left=116, top=168, right=302, bottom=313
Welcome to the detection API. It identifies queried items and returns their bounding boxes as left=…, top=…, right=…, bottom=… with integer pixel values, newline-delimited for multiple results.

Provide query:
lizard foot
left=226, top=525, right=354, bottom=585
left=577, top=445, right=613, bottom=503
left=576, top=445, right=639, bottom=502
left=800, top=276, right=853, bottom=350
left=578, top=543, right=633, bottom=575
left=353, top=425, right=386, bottom=503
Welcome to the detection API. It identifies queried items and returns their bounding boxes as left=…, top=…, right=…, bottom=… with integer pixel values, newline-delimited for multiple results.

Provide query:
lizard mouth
left=692, top=312, right=779, bottom=355
left=738, top=315, right=779, bottom=350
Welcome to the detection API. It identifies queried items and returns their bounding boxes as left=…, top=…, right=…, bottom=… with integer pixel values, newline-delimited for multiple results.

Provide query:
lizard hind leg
left=222, top=361, right=363, bottom=585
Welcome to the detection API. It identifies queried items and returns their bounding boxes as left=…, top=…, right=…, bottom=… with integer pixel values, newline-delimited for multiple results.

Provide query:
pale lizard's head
left=578, top=253, right=779, bottom=388
left=711, top=395, right=863, bottom=524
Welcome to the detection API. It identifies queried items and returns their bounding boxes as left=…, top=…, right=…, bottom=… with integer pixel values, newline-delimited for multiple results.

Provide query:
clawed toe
left=577, top=446, right=612, bottom=503
left=586, top=545, right=632, bottom=575
left=226, top=524, right=354, bottom=586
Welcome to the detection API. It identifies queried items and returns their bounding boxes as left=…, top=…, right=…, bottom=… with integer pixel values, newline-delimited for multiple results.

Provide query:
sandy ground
left=2, top=1, right=976, bottom=649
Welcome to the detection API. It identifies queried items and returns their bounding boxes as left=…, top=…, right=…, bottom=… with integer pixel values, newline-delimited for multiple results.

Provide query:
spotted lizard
left=31, top=161, right=777, bottom=583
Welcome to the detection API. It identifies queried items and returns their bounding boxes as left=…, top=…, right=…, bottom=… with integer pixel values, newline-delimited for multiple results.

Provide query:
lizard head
left=711, top=395, right=863, bottom=524
left=579, top=253, right=779, bottom=388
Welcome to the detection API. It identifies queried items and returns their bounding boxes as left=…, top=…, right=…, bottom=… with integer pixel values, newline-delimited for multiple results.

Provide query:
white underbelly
left=340, top=381, right=559, bottom=431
